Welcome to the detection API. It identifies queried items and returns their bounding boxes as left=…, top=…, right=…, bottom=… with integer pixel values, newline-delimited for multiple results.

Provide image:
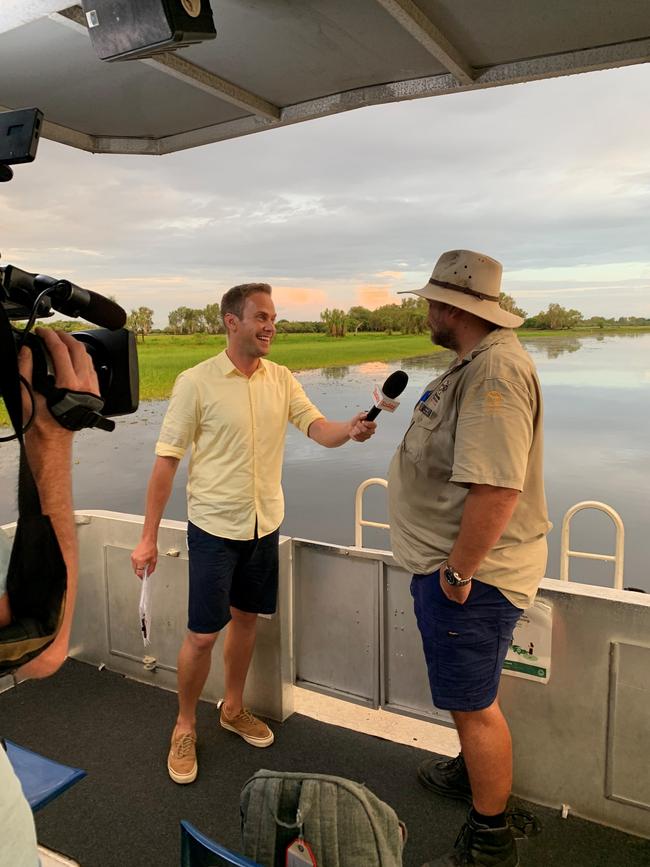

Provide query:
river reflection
left=522, top=336, right=582, bottom=359
left=1, top=333, right=649, bottom=592
left=321, top=365, right=351, bottom=380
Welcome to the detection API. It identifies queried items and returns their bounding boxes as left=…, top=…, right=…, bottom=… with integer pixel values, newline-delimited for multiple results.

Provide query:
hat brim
left=398, top=284, right=524, bottom=329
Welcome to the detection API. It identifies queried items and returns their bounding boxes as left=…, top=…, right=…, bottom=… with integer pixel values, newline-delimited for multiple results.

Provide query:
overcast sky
left=2, top=62, right=650, bottom=327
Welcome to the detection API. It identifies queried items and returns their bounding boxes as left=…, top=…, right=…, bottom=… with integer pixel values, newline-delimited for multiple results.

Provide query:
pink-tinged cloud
left=356, top=284, right=396, bottom=309
left=375, top=271, right=404, bottom=279
left=272, top=285, right=328, bottom=314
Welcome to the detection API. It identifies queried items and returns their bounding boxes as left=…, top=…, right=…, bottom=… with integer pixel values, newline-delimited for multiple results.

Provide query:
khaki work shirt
left=388, top=329, right=551, bottom=609
left=156, top=351, right=324, bottom=540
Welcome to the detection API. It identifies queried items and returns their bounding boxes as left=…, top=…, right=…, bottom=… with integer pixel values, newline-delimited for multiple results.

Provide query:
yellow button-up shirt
left=155, top=351, right=324, bottom=540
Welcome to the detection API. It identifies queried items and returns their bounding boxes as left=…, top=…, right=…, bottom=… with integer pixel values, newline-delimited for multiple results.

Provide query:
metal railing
left=354, top=481, right=627, bottom=590
left=559, top=500, right=625, bottom=589
left=354, top=478, right=389, bottom=548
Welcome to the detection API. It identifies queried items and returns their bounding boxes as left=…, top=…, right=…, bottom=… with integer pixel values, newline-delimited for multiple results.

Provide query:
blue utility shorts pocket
left=411, top=570, right=522, bottom=712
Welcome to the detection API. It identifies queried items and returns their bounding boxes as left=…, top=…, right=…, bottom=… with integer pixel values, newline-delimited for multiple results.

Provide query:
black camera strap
left=0, top=305, right=67, bottom=667
left=0, top=305, right=42, bottom=514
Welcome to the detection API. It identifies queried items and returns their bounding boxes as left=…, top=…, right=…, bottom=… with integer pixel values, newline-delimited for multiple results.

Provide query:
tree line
left=119, top=295, right=650, bottom=341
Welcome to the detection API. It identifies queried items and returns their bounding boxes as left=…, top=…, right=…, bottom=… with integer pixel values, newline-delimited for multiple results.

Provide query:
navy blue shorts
left=187, top=521, right=279, bottom=634
left=411, top=570, right=522, bottom=712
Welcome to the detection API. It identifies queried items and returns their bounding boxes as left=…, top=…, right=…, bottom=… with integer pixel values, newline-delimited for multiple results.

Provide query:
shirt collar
left=460, top=327, right=515, bottom=363
left=215, top=350, right=268, bottom=377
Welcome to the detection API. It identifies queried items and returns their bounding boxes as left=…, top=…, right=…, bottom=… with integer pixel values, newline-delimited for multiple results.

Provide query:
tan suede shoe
left=167, top=728, right=197, bottom=784
left=219, top=705, right=274, bottom=747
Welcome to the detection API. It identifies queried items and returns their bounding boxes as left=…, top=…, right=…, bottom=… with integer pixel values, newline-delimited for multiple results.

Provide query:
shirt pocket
left=402, top=411, right=445, bottom=461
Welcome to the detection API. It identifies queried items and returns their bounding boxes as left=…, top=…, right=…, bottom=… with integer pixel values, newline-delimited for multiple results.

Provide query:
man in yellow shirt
left=131, top=283, right=375, bottom=784
left=388, top=250, right=550, bottom=867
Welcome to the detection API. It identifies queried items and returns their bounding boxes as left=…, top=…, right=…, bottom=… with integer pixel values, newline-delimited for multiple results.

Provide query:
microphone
left=366, top=370, right=409, bottom=421
left=36, top=275, right=127, bottom=330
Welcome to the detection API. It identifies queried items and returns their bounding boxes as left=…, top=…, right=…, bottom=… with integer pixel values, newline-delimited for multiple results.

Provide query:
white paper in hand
left=139, top=567, right=152, bottom=647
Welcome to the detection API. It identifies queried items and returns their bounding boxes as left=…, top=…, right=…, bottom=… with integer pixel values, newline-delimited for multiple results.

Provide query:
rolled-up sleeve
left=155, top=372, right=200, bottom=459
left=287, top=374, right=324, bottom=435
left=451, top=377, right=534, bottom=491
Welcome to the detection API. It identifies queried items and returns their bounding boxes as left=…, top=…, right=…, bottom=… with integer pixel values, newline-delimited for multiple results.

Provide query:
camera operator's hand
left=20, top=327, right=99, bottom=440
left=14, top=328, right=98, bottom=682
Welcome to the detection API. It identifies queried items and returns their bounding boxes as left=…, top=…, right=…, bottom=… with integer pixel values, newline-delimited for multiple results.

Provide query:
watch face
left=444, top=566, right=458, bottom=586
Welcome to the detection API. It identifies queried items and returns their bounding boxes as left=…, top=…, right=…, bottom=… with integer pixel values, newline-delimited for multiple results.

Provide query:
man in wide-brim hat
left=388, top=250, right=551, bottom=867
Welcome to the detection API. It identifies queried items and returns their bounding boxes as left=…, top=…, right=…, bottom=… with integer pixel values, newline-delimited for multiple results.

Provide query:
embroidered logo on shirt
left=485, top=390, right=503, bottom=411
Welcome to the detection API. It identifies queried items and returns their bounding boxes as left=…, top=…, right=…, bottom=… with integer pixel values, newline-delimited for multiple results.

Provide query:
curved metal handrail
left=354, top=478, right=389, bottom=548
left=559, top=501, right=625, bottom=589
left=354, top=482, right=627, bottom=590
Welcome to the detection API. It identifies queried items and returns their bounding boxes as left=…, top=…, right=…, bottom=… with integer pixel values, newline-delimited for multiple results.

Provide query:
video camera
left=0, top=108, right=138, bottom=433
left=1, top=264, right=139, bottom=432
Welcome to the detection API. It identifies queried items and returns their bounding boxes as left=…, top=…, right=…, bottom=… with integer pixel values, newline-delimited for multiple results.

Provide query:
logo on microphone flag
left=372, top=385, right=400, bottom=413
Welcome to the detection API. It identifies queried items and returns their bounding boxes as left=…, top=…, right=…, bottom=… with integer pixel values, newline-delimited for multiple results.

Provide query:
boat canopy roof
left=1, top=1, right=650, bottom=155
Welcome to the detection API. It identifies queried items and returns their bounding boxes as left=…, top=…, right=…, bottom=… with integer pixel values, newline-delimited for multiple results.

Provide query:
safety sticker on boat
left=503, top=599, right=552, bottom=683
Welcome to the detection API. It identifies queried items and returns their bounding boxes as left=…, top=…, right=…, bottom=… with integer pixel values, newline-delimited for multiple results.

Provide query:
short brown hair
left=220, top=283, right=272, bottom=321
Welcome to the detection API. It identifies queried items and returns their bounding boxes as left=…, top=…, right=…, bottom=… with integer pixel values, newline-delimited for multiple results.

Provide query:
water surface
left=1, top=333, right=648, bottom=591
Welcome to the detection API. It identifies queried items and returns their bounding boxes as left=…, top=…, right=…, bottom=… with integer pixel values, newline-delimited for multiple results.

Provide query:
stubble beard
left=252, top=333, right=272, bottom=357
left=430, top=326, right=459, bottom=353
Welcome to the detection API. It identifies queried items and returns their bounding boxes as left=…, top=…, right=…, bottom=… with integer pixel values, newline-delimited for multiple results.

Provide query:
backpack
left=240, top=769, right=406, bottom=867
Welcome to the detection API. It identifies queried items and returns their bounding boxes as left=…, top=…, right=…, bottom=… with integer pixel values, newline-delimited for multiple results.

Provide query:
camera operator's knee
left=17, top=641, right=68, bottom=681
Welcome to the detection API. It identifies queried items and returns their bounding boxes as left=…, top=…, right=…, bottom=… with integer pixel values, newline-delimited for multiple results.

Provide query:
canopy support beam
left=374, top=0, right=475, bottom=84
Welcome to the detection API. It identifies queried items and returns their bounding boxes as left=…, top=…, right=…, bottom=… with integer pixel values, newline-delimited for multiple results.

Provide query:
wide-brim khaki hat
left=399, top=249, right=523, bottom=328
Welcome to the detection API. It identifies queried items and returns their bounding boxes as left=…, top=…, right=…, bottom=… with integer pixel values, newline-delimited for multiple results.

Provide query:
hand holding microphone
left=348, top=412, right=377, bottom=442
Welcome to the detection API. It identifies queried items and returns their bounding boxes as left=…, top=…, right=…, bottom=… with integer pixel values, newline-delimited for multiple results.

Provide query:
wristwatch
left=444, top=563, right=473, bottom=587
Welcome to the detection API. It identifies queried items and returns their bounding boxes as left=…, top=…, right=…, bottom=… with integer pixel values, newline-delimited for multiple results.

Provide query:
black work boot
left=417, top=753, right=472, bottom=804
left=421, top=811, right=519, bottom=866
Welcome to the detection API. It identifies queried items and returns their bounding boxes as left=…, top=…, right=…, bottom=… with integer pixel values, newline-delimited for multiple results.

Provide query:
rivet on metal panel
left=165, top=548, right=180, bottom=557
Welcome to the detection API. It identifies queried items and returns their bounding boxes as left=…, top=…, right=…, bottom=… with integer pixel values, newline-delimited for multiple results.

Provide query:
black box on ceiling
left=80, top=0, right=216, bottom=61
left=0, top=108, right=43, bottom=165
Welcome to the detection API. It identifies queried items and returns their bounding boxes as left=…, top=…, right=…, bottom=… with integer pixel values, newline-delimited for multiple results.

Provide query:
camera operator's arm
left=16, top=328, right=99, bottom=681
left=131, top=456, right=180, bottom=578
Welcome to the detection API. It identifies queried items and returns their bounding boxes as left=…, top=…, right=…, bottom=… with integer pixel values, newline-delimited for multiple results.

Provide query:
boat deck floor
left=1, top=660, right=649, bottom=867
